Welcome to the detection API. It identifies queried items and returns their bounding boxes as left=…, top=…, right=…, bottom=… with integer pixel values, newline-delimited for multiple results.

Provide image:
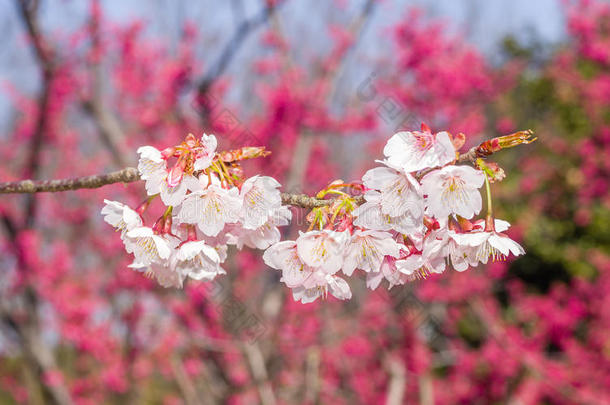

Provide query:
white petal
left=327, top=276, right=352, bottom=300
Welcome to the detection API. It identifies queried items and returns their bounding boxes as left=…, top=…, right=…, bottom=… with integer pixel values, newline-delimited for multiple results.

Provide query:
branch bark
left=0, top=167, right=363, bottom=209
left=384, top=355, right=406, bottom=405
left=0, top=145, right=482, bottom=203
left=15, top=0, right=56, bottom=228
left=82, top=0, right=131, bottom=168
left=242, top=343, right=277, bottom=405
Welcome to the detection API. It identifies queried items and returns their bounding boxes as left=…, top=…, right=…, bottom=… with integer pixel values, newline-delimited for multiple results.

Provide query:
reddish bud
left=452, top=132, right=467, bottom=151
left=184, top=133, right=197, bottom=148
left=161, top=147, right=176, bottom=159
left=167, top=163, right=185, bottom=187
left=423, top=215, right=440, bottom=230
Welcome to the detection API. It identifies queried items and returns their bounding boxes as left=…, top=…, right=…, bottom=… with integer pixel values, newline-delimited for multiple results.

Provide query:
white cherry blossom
left=342, top=230, right=402, bottom=276
left=172, top=240, right=224, bottom=281
left=353, top=191, right=423, bottom=235
left=264, top=240, right=351, bottom=303
left=453, top=228, right=524, bottom=266
left=421, top=165, right=485, bottom=219
left=143, top=172, right=200, bottom=207
left=383, top=129, right=455, bottom=172
left=291, top=275, right=352, bottom=304
left=395, top=232, right=447, bottom=277
left=193, top=133, right=218, bottom=171
left=362, top=163, right=423, bottom=217
left=228, top=206, right=291, bottom=250
left=446, top=229, right=475, bottom=271
left=296, top=230, right=349, bottom=274
left=101, top=200, right=142, bottom=238
left=239, top=175, right=282, bottom=229
left=137, top=146, right=165, bottom=179
left=176, top=184, right=242, bottom=236
left=366, top=256, right=412, bottom=290
left=124, top=227, right=173, bottom=265
left=263, top=240, right=316, bottom=288
left=449, top=219, right=518, bottom=268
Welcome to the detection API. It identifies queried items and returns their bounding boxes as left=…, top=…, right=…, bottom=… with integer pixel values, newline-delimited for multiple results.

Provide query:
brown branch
left=16, top=0, right=56, bottom=228
left=170, top=355, right=205, bottom=405
left=196, top=1, right=283, bottom=95
left=0, top=143, right=499, bottom=208
left=82, top=0, right=130, bottom=168
left=0, top=168, right=140, bottom=194
left=384, top=354, right=406, bottom=405
left=242, top=343, right=277, bottom=405
left=0, top=167, right=363, bottom=209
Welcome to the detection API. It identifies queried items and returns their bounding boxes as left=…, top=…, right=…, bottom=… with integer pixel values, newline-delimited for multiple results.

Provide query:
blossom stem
left=136, top=195, right=156, bottom=215
left=216, top=159, right=236, bottom=185
left=484, top=173, right=493, bottom=217
left=483, top=172, right=496, bottom=232
left=328, top=199, right=346, bottom=225
left=316, top=189, right=349, bottom=199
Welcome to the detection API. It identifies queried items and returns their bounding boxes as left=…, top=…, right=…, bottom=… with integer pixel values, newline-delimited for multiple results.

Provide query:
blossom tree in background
left=0, top=0, right=608, bottom=404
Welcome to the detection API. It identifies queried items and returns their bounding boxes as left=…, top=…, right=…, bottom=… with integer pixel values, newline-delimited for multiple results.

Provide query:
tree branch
left=196, top=1, right=283, bottom=95
left=242, top=342, right=277, bottom=405
left=0, top=167, right=140, bottom=194
left=0, top=144, right=488, bottom=207
left=384, top=354, right=406, bottom=405
left=0, top=167, right=358, bottom=208
left=82, top=0, right=130, bottom=168
left=15, top=0, right=56, bottom=228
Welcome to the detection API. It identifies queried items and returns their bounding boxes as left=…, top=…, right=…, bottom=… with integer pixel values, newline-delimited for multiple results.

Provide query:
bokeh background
left=1, top=0, right=609, bottom=404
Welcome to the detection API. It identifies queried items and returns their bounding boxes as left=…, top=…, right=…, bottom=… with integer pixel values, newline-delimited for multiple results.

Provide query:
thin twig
left=170, top=355, right=205, bottom=405
left=82, top=0, right=130, bottom=167
left=15, top=0, right=55, bottom=228
left=384, top=354, right=406, bottom=405
left=196, top=1, right=284, bottom=94
left=242, top=343, right=277, bottom=405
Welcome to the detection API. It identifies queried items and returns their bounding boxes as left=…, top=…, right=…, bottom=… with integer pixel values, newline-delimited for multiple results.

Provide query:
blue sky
left=0, top=0, right=576, bottom=134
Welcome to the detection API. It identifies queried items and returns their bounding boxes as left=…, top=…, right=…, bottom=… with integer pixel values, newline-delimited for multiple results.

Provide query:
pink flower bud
left=167, top=164, right=184, bottom=187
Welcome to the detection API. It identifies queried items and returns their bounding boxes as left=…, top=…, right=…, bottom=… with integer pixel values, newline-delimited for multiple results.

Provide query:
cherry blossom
left=227, top=206, right=291, bottom=250
left=383, top=126, right=456, bottom=172
left=342, top=230, right=402, bottom=276
left=362, top=162, right=423, bottom=217
left=124, top=227, right=173, bottom=265
left=352, top=191, right=423, bottom=235
left=192, top=133, right=218, bottom=171
left=456, top=226, right=525, bottom=265
left=104, top=126, right=529, bottom=299
left=366, top=256, right=411, bottom=290
left=176, top=184, right=242, bottom=236
left=144, top=172, right=200, bottom=207
left=137, top=146, right=166, bottom=180
left=144, top=263, right=185, bottom=288
left=291, top=275, right=352, bottom=304
left=421, top=165, right=485, bottom=219
left=172, top=240, right=224, bottom=281
left=101, top=199, right=142, bottom=237
left=239, top=175, right=282, bottom=229
left=296, top=230, right=349, bottom=274
left=263, top=240, right=316, bottom=288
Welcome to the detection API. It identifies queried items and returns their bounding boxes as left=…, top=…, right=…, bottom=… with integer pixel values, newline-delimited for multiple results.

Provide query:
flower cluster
left=102, top=133, right=290, bottom=287
left=263, top=124, right=526, bottom=303
left=102, top=126, right=528, bottom=301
